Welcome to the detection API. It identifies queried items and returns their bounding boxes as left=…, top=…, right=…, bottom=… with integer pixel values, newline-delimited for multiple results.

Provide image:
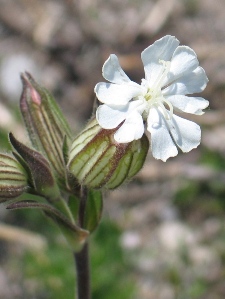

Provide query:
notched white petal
left=102, top=54, right=131, bottom=84
left=164, top=46, right=199, bottom=86
left=141, top=35, right=179, bottom=83
left=168, top=115, right=201, bottom=153
left=166, top=95, right=209, bottom=115
left=163, top=66, right=209, bottom=96
left=114, top=111, right=144, bottom=143
left=96, top=104, right=128, bottom=129
left=147, top=107, right=201, bottom=161
left=147, top=107, right=178, bottom=161
left=94, top=82, right=142, bottom=106
left=96, top=99, right=146, bottom=130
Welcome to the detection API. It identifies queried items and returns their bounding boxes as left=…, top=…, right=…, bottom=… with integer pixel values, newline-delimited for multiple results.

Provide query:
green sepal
left=68, top=118, right=149, bottom=189
left=127, top=133, right=149, bottom=179
left=104, top=150, right=132, bottom=189
left=62, top=135, right=70, bottom=165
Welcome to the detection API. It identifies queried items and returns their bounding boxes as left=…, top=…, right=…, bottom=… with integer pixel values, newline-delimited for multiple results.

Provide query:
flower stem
left=74, top=242, right=91, bottom=299
left=74, top=186, right=91, bottom=299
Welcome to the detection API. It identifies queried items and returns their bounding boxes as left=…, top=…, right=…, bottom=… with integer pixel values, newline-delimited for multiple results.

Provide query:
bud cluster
left=0, top=73, right=149, bottom=250
left=0, top=73, right=149, bottom=196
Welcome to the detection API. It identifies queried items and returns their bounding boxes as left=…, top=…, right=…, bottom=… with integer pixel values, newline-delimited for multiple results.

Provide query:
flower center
left=142, top=60, right=173, bottom=120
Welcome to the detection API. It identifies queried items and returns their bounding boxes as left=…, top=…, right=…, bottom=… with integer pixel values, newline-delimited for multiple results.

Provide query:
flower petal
left=166, top=95, right=209, bottom=115
left=96, top=104, right=128, bottom=129
left=163, top=66, right=208, bottom=96
left=147, top=107, right=178, bottom=161
left=163, top=46, right=199, bottom=86
left=168, top=114, right=201, bottom=152
left=96, top=99, right=146, bottom=129
left=141, top=35, right=179, bottom=85
left=95, top=82, right=143, bottom=106
left=114, top=111, right=144, bottom=143
left=102, top=54, right=131, bottom=84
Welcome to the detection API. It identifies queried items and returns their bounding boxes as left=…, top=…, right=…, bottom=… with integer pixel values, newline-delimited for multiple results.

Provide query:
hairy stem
left=74, top=242, right=91, bottom=299
left=74, top=186, right=91, bottom=299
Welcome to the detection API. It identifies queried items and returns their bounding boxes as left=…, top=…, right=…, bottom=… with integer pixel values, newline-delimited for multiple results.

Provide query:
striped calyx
left=67, top=118, right=149, bottom=189
left=0, top=154, right=28, bottom=201
left=20, top=72, right=72, bottom=189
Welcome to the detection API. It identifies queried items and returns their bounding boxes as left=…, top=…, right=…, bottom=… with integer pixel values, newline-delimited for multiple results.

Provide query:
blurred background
left=0, top=0, right=225, bottom=298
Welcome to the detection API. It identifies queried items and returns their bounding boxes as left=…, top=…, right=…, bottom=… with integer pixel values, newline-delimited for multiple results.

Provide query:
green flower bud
left=20, top=72, right=72, bottom=188
left=67, top=118, right=149, bottom=189
left=0, top=154, right=28, bottom=201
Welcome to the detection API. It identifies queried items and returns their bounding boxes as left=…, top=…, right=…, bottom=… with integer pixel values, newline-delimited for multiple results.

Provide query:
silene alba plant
left=0, top=35, right=208, bottom=299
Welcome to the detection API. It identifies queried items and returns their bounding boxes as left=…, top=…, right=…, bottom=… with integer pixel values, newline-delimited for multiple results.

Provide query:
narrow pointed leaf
left=68, top=195, right=80, bottom=223
left=7, top=200, right=89, bottom=251
left=9, top=133, right=60, bottom=200
left=83, top=190, right=103, bottom=233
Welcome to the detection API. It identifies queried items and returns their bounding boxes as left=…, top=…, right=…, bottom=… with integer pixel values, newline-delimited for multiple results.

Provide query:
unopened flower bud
left=20, top=72, right=72, bottom=188
left=67, top=118, right=149, bottom=189
left=0, top=154, right=28, bottom=201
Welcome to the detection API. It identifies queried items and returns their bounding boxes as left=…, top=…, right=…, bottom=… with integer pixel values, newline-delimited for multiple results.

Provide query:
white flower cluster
left=94, top=35, right=209, bottom=161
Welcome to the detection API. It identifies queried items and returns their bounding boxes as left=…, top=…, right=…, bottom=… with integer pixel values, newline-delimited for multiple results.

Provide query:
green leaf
left=83, top=190, right=103, bottom=233
left=68, top=194, right=80, bottom=223
left=9, top=133, right=60, bottom=200
left=7, top=200, right=89, bottom=252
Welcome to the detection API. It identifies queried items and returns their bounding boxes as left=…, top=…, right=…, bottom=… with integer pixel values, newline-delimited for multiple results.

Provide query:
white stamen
left=162, top=98, right=174, bottom=119
left=154, top=60, right=171, bottom=91
left=143, top=60, right=173, bottom=120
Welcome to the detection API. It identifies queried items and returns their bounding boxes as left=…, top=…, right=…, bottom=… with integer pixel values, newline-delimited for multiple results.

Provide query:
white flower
left=94, top=35, right=209, bottom=162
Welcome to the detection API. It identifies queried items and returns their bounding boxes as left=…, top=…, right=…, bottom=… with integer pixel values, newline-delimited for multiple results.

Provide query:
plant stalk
left=74, top=186, right=91, bottom=299
left=74, top=242, right=91, bottom=299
